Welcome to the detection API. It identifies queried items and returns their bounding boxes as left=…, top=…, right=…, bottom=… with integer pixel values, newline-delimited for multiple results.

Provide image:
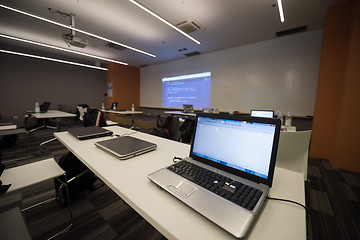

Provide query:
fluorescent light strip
left=0, top=49, right=108, bottom=71
left=0, top=4, right=156, bottom=58
left=277, top=0, right=285, bottom=22
left=129, top=0, right=201, bottom=45
left=0, top=34, right=128, bottom=65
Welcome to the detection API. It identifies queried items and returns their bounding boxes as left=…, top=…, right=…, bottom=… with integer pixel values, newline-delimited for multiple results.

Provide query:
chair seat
left=0, top=207, right=31, bottom=240
left=1, top=158, right=64, bottom=193
left=0, top=158, right=72, bottom=239
left=276, top=130, right=312, bottom=180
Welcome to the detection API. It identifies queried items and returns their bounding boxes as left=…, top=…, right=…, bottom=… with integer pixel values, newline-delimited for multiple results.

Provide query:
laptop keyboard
left=168, top=161, right=263, bottom=211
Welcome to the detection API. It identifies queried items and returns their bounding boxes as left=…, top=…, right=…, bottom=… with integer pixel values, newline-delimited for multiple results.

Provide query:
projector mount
left=49, top=8, right=88, bottom=48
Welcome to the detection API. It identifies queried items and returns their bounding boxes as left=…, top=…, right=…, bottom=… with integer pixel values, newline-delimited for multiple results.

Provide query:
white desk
left=102, top=110, right=143, bottom=127
left=281, top=125, right=297, bottom=132
left=0, top=125, right=17, bottom=131
left=102, top=109, right=143, bottom=115
left=30, top=110, right=76, bottom=119
left=54, top=126, right=306, bottom=240
left=0, top=128, right=27, bottom=136
left=165, top=111, right=196, bottom=117
left=29, top=110, right=76, bottom=132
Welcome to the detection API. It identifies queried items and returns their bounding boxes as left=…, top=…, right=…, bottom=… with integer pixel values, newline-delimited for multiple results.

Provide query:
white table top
left=164, top=111, right=196, bottom=117
left=30, top=110, right=76, bottom=119
left=1, top=158, right=65, bottom=193
left=54, top=126, right=306, bottom=240
left=102, top=109, right=143, bottom=115
left=0, top=125, right=17, bottom=131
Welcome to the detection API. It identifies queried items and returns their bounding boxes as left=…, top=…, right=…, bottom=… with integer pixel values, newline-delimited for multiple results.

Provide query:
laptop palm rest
left=168, top=182, right=197, bottom=198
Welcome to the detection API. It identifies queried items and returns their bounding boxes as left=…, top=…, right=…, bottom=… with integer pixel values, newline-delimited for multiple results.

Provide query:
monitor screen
left=191, top=116, right=277, bottom=179
left=162, top=72, right=211, bottom=108
left=250, top=110, right=274, bottom=118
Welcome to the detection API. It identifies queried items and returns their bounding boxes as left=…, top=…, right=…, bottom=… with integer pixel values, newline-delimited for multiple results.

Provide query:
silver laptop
left=148, top=113, right=281, bottom=238
left=95, top=136, right=157, bottom=160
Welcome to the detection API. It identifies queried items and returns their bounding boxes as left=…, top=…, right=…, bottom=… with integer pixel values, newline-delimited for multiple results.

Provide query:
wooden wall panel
left=106, top=63, right=140, bottom=111
left=332, top=0, right=360, bottom=172
left=310, top=0, right=360, bottom=172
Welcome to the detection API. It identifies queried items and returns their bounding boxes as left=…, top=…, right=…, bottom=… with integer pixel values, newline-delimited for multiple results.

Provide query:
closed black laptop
left=68, top=126, right=113, bottom=140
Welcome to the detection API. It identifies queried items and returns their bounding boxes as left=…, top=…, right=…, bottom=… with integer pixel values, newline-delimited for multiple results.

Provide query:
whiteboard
left=140, top=30, right=322, bottom=116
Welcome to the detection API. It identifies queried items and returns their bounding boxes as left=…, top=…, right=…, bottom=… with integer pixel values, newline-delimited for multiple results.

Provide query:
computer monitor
left=183, top=104, right=194, bottom=113
left=250, top=110, right=274, bottom=118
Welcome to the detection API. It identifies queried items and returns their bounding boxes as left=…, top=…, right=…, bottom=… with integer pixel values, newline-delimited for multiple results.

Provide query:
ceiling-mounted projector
left=59, top=12, right=88, bottom=48
left=62, top=33, right=88, bottom=48
left=69, top=36, right=88, bottom=48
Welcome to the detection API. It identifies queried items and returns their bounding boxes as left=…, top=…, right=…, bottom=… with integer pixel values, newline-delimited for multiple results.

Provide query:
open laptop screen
left=191, top=115, right=277, bottom=180
left=183, top=104, right=194, bottom=113
left=250, top=110, right=274, bottom=118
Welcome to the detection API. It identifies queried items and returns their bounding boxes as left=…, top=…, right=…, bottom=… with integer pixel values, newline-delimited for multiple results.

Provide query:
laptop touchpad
left=168, top=181, right=197, bottom=198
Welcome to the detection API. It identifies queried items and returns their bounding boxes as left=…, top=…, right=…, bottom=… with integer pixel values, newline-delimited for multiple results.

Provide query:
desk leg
left=37, top=137, right=57, bottom=155
left=55, top=118, right=61, bottom=131
left=29, top=119, right=57, bottom=132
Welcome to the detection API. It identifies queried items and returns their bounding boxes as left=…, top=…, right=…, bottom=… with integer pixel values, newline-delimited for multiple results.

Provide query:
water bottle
left=277, top=111, right=283, bottom=125
left=101, top=102, right=105, bottom=110
left=131, top=104, right=135, bottom=112
left=35, top=102, right=40, bottom=113
left=285, top=112, right=292, bottom=126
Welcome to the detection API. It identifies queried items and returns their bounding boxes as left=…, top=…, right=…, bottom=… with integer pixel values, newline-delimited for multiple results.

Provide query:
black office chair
left=83, top=108, right=107, bottom=127
left=75, top=104, right=89, bottom=121
left=56, top=108, right=106, bottom=206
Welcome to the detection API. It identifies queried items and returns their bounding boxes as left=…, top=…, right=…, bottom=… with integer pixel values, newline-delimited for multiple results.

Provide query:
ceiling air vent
left=106, top=42, right=127, bottom=51
left=184, top=51, right=201, bottom=57
left=276, top=25, right=307, bottom=37
left=175, top=19, right=203, bottom=34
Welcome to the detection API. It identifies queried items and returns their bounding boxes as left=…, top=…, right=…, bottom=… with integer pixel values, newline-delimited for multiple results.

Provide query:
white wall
left=140, top=30, right=323, bottom=116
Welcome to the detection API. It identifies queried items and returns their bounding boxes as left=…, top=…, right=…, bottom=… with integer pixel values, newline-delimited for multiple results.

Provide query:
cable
left=266, top=196, right=307, bottom=211
left=111, top=130, right=138, bottom=138
left=48, top=8, right=72, bottom=18
left=173, top=156, right=183, bottom=163
left=121, top=131, right=138, bottom=137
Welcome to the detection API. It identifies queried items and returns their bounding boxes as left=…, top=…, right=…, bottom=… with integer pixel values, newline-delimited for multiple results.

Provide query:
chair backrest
left=76, top=104, right=89, bottom=121
left=275, top=130, right=312, bottom=180
left=83, top=108, right=107, bottom=127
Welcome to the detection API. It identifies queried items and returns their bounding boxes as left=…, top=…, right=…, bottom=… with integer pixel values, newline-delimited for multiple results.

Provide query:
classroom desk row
left=54, top=125, right=306, bottom=240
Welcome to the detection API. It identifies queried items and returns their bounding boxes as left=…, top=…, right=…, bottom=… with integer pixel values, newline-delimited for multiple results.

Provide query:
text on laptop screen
left=192, top=117, right=276, bottom=179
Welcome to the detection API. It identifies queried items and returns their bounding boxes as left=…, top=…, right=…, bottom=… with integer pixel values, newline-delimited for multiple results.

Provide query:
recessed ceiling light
left=0, top=3, right=156, bottom=58
left=277, top=0, right=285, bottom=22
left=0, top=33, right=128, bottom=65
left=0, top=49, right=108, bottom=71
left=129, top=0, right=201, bottom=45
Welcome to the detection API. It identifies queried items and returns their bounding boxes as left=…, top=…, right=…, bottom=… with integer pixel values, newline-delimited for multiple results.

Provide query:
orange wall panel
left=310, top=0, right=360, bottom=172
left=106, top=63, right=140, bottom=111
left=332, top=0, right=360, bottom=172
left=310, top=1, right=352, bottom=160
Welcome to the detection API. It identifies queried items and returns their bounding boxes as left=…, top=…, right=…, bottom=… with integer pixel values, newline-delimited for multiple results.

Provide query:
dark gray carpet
left=1, top=123, right=359, bottom=240
left=307, top=158, right=360, bottom=240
